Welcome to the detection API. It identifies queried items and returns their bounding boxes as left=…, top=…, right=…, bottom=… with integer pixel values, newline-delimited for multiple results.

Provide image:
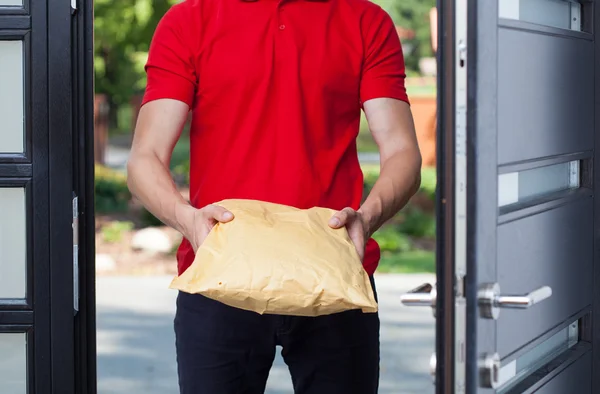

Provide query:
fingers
left=328, top=207, right=356, bottom=228
left=205, top=204, right=234, bottom=223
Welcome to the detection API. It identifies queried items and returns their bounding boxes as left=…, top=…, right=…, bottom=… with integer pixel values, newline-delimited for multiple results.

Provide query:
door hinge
left=72, top=193, right=79, bottom=314
left=71, top=0, right=77, bottom=15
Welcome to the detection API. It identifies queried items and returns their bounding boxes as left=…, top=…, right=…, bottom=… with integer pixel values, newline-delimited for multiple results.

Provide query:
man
left=127, top=0, right=421, bottom=393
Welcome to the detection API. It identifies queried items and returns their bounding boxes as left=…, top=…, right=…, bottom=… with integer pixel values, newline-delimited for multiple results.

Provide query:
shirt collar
left=241, top=0, right=328, bottom=2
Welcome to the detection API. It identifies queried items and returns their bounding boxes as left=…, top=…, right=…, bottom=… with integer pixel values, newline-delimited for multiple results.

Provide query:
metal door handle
left=479, top=353, right=501, bottom=389
left=400, top=283, right=436, bottom=317
left=478, top=283, right=553, bottom=319
left=497, top=286, right=552, bottom=309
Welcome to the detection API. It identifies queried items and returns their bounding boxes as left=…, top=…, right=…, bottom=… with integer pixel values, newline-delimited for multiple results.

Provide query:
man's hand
left=328, top=207, right=369, bottom=261
left=182, top=204, right=235, bottom=252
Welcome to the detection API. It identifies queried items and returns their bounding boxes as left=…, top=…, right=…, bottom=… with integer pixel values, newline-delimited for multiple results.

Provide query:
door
left=401, top=0, right=600, bottom=393
left=0, top=0, right=95, bottom=393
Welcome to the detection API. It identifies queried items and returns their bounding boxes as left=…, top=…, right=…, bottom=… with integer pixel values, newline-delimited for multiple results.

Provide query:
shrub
left=419, top=167, right=436, bottom=201
left=95, top=165, right=131, bottom=213
left=362, top=167, right=436, bottom=204
left=397, top=207, right=436, bottom=238
left=139, top=207, right=165, bottom=228
left=172, top=159, right=190, bottom=186
left=101, top=221, right=134, bottom=243
left=372, top=226, right=412, bottom=253
left=361, top=166, right=380, bottom=202
left=170, top=140, right=190, bottom=186
left=377, top=250, right=436, bottom=273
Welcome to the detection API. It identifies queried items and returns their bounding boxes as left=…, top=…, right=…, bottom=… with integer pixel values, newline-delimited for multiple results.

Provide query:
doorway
left=5, top=0, right=600, bottom=393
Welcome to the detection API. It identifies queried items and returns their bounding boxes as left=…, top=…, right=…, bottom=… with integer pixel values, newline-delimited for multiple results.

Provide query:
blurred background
left=94, top=1, right=438, bottom=393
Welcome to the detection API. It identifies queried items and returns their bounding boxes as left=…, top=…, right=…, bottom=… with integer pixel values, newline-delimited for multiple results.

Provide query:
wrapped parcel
left=170, top=199, right=378, bottom=316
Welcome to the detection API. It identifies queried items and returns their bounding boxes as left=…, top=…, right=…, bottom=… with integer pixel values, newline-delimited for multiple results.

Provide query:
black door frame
left=48, top=0, right=75, bottom=389
left=72, top=0, right=96, bottom=392
left=591, top=1, right=600, bottom=392
left=46, top=0, right=96, bottom=392
left=435, top=0, right=456, bottom=392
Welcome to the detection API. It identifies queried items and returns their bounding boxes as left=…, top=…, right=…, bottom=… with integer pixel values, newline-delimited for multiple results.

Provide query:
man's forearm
left=127, top=152, right=195, bottom=235
left=359, top=149, right=422, bottom=237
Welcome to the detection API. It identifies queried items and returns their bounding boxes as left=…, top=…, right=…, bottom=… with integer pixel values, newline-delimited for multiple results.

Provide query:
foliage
left=363, top=166, right=436, bottom=207
left=362, top=168, right=380, bottom=200
left=364, top=164, right=436, bottom=272
left=419, top=167, right=436, bottom=201
left=139, top=207, right=165, bottom=228
left=373, top=226, right=412, bottom=253
left=372, top=0, right=437, bottom=72
left=364, top=166, right=436, bottom=239
left=361, top=163, right=437, bottom=272
left=102, top=221, right=135, bottom=243
left=171, top=139, right=191, bottom=185
left=94, top=0, right=177, bottom=110
left=95, top=165, right=131, bottom=213
left=397, top=207, right=436, bottom=238
left=377, top=250, right=435, bottom=273
left=172, top=162, right=190, bottom=186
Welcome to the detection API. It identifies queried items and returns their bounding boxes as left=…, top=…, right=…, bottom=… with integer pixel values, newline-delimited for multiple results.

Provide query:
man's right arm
left=127, top=99, right=196, bottom=235
left=128, top=4, right=233, bottom=251
left=127, top=99, right=234, bottom=250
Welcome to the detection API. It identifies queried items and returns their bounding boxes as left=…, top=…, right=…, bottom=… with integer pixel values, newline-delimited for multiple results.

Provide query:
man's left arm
left=329, top=98, right=421, bottom=259
left=328, top=6, right=421, bottom=259
left=360, top=97, right=421, bottom=233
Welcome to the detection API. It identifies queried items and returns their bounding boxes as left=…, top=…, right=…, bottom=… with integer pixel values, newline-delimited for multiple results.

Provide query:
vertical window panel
left=0, top=187, right=26, bottom=299
left=0, top=40, right=24, bottom=153
left=0, top=332, right=27, bottom=394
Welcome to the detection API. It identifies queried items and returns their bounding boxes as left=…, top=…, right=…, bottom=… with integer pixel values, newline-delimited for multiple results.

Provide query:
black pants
left=174, top=277, right=380, bottom=394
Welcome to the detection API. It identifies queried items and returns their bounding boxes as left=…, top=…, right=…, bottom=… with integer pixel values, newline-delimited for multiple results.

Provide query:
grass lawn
left=406, top=84, right=437, bottom=97
left=360, top=162, right=380, bottom=174
left=376, top=250, right=436, bottom=274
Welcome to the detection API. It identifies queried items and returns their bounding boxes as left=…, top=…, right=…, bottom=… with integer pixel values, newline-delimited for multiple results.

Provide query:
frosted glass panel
left=0, top=188, right=26, bottom=299
left=499, top=0, right=581, bottom=31
left=497, top=321, right=578, bottom=392
left=0, top=333, right=27, bottom=394
left=0, top=0, right=23, bottom=5
left=518, top=162, right=572, bottom=200
left=498, top=161, right=579, bottom=207
left=0, top=40, right=24, bottom=153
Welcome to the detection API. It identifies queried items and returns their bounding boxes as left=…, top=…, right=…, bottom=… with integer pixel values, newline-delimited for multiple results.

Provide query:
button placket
left=277, top=3, right=286, bottom=31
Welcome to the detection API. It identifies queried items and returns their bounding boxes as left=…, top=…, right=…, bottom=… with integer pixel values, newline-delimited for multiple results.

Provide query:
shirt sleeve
left=359, top=7, right=410, bottom=106
left=141, top=3, right=197, bottom=108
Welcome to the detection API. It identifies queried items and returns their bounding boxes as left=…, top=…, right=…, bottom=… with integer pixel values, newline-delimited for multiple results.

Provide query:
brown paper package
left=169, top=199, right=379, bottom=317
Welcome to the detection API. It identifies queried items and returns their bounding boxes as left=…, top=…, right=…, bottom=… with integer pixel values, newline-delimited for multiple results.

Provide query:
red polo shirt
left=142, top=0, right=409, bottom=276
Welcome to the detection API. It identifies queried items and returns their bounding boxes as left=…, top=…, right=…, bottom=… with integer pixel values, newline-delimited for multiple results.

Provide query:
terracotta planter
left=409, top=96, right=437, bottom=168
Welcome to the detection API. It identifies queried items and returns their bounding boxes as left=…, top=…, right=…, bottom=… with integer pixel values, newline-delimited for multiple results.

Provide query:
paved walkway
left=97, top=274, right=435, bottom=394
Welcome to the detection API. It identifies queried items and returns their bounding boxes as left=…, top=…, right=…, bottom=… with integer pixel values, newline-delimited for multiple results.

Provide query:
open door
left=0, top=0, right=95, bottom=393
left=402, top=0, right=600, bottom=392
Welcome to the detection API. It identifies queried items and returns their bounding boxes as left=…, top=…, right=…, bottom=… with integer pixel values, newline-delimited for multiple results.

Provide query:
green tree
left=94, top=0, right=176, bottom=125
left=372, top=0, right=436, bottom=72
